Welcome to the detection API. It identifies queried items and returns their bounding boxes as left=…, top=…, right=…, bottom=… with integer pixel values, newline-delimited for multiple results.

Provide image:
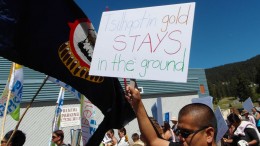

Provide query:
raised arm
left=125, top=85, right=170, bottom=146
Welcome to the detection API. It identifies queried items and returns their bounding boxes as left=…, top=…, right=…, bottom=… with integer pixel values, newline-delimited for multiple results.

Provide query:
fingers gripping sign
left=125, top=79, right=141, bottom=109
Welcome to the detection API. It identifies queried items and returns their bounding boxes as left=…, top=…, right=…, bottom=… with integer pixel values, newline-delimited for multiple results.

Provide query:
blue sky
left=75, top=0, right=260, bottom=69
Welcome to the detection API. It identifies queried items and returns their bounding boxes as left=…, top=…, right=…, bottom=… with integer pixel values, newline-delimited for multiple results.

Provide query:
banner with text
left=90, top=3, right=195, bottom=82
left=60, top=107, right=80, bottom=128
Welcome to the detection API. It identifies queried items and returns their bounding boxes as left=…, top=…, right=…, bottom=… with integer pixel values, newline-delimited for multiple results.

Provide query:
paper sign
left=61, top=107, right=81, bottom=127
left=243, top=97, right=254, bottom=113
left=164, top=112, right=170, bottom=122
left=215, top=106, right=228, bottom=143
left=191, top=96, right=213, bottom=110
left=151, top=103, right=157, bottom=120
left=90, top=3, right=195, bottom=82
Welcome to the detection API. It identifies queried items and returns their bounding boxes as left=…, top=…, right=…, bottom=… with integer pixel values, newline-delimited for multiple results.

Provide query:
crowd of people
left=222, top=107, right=260, bottom=146
left=0, top=129, right=70, bottom=146
left=2, top=85, right=260, bottom=146
left=124, top=84, right=260, bottom=146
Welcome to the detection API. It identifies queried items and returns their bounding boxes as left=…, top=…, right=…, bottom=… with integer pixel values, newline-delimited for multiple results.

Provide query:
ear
left=205, top=127, right=215, bottom=143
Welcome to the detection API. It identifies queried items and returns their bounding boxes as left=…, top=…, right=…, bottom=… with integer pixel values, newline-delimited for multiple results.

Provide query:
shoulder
left=112, top=137, right=118, bottom=145
left=244, top=127, right=258, bottom=135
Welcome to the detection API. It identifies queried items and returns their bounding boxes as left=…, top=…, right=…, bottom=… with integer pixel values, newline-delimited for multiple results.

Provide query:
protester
left=170, top=117, right=180, bottom=143
left=230, top=107, right=242, bottom=120
left=105, top=129, right=118, bottom=146
left=241, top=109, right=256, bottom=125
left=252, top=107, right=260, bottom=132
left=117, top=127, right=130, bottom=146
left=1, top=130, right=26, bottom=146
left=222, top=122, right=236, bottom=146
left=148, top=117, right=164, bottom=138
left=125, top=85, right=217, bottom=146
left=52, top=130, right=68, bottom=146
left=225, top=113, right=260, bottom=146
left=140, top=116, right=164, bottom=145
left=139, top=134, right=146, bottom=146
left=131, top=133, right=144, bottom=146
left=170, top=117, right=178, bottom=131
left=162, top=121, right=174, bottom=141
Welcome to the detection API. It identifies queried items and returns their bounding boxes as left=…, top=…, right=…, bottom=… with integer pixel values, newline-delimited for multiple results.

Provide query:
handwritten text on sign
left=90, top=3, right=195, bottom=82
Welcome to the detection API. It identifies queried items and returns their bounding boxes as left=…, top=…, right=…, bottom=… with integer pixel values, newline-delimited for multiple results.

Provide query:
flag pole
left=5, top=75, right=49, bottom=146
left=0, top=63, right=15, bottom=142
left=0, top=90, right=12, bottom=141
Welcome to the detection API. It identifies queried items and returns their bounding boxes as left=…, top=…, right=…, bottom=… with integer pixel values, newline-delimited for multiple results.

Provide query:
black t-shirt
left=232, top=128, right=259, bottom=146
left=169, top=141, right=181, bottom=146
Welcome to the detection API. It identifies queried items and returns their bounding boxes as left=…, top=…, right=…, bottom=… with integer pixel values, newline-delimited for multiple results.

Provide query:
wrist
left=133, top=100, right=143, bottom=113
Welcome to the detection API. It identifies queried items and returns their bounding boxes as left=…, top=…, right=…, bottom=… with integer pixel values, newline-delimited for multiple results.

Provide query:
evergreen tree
left=236, top=74, right=253, bottom=102
left=256, top=67, right=260, bottom=93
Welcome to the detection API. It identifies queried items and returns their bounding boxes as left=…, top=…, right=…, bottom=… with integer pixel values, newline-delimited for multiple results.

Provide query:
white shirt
left=117, top=136, right=129, bottom=146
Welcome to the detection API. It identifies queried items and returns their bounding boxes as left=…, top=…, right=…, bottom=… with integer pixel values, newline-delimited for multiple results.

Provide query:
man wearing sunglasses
left=125, top=85, right=217, bottom=146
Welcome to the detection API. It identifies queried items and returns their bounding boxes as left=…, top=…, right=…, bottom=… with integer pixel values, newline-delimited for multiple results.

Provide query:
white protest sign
left=215, top=106, right=228, bottom=143
left=191, top=96, right=213, bottom=110
left=61, top=107, right=81, bottom=127
left=81, top=97, right=97, bottom=145
left=243, top=97, right=254, bottom=113
left=90, top=3, right=195, bottom=82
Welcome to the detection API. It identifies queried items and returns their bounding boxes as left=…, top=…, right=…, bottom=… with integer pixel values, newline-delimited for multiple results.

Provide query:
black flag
left=0, top=0, right=135, bottom=145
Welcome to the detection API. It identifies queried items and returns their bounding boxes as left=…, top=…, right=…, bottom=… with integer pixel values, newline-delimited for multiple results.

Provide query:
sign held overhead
left=90, top=3, right=195, bottom=82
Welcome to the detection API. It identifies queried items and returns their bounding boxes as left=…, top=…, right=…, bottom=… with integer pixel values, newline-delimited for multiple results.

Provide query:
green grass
left=215, top=97, right=243, bottom=110
left=215, top=97, right=259, bottom=110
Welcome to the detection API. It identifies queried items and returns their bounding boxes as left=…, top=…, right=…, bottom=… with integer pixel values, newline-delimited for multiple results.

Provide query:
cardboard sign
left=191, top=96, right=213, bottom=110
left=215, top=106, right=228, bottom=143
left=90, top=3, right=195, bottom=82
left=243, top=97, right=254, bottom=113
left=61, top=107, right=80, bottom=127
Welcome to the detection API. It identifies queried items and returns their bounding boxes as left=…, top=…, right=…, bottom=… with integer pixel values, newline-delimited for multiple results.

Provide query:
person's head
left=52, top=130, right=64, bottom=144
left=131, top=133, right=140, bottom=142
left=140, top=133, right=146, bottom=144
left=230, top=107, right=240, bottom=115
left=227, top=113, right=241, bottom=128
left=252, top=107, right=257, bottom=113
left=1, top=130, right=26, bottom=146
left=118, top=127, right=126, bottom=138
left=171, top=117, right=178, bottom=124
left=106, top=129, right=114, bottom=138
left=241, top=110, right=249, bottom=118
left=163, top=121, right=171, bottom=132
left=148, top=117, right=164, bottom=138
left=176, top=103, right=217, bottom=146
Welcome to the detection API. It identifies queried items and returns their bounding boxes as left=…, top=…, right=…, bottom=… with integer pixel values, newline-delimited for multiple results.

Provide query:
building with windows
left=0, top=57, right=209, bottom=146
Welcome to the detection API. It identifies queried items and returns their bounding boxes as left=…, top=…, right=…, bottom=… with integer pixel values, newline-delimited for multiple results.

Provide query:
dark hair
left=163, top=121, right=171, bottom=133
left=131, top=133, right=139, bottom=141
left=53, top=130, right=64, bottom=141
left=179, top=103, right=218, bottom=140
left=227, top=113, right=241, bottom=125
left=148, top=117, right=163, bottom=138
left=119, top=127, right=126, bottom=135
left=4, top=130, right=26, bottom=146
left=108, top=129, right=114, bottom=135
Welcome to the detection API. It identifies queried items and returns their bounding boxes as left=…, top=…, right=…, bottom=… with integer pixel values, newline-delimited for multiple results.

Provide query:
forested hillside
left=205, top=55, right=260, bottom=102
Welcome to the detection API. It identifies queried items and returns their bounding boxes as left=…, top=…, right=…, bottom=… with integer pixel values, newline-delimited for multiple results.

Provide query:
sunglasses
left=174, top=126, right=208, bottom=138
